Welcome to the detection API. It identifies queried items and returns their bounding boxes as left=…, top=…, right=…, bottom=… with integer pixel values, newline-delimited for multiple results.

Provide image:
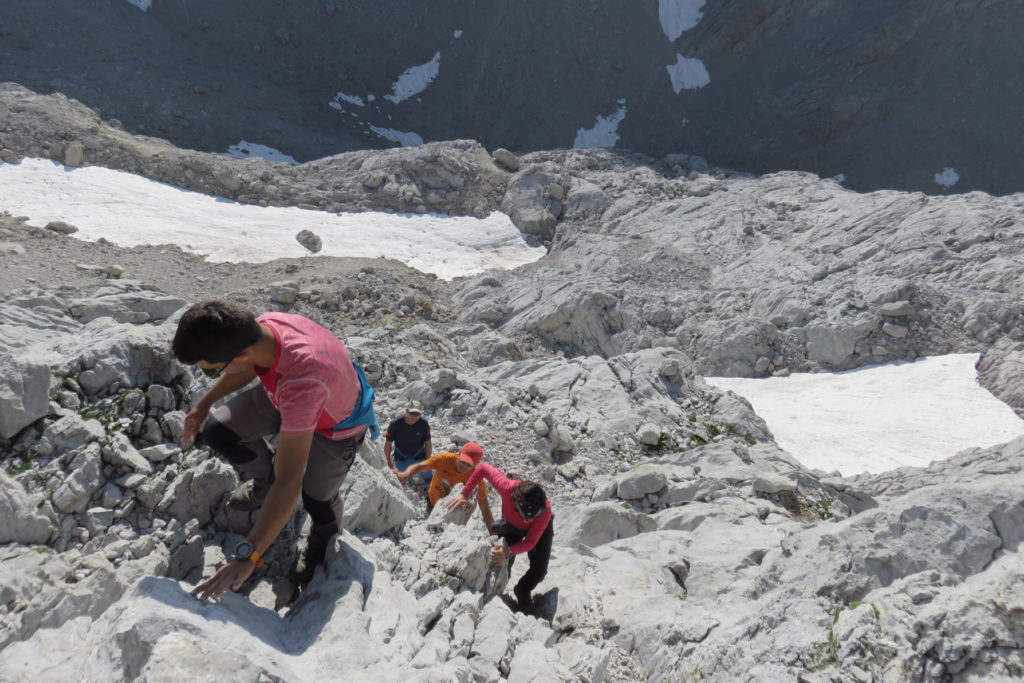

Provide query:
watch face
left=234, top=540, right=254, bottom=560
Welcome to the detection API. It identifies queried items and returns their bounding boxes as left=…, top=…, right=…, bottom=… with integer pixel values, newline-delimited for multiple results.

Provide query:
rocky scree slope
left=2, top=279, right=1022, bottom=682
left=0, top=89, right=1023, bottom=680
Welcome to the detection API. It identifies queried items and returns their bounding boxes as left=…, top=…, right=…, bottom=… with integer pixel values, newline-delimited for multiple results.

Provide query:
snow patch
left=935, top=167, right=960, bottom=188
left=334, top=92, right=366, bottom=107
left=666, top=54, right=710, bottom=92
left=706, top=354, right=1024, bottom=476
left=124, top=0, right=152, bottom=11
left=833, top=173, right=846, bottom=184
left=369, top=126, right=424, bottom=147
left=453, top=29, right=463, bottom=39
left=659, top=0, right=706, bottom=41
left=0, top=158, right=543, bottom=279
left=574, top=102, right=628, bottom=149
left=224, top=141, right=298, bottom=165
left=384, top=51, right=441, bottom=104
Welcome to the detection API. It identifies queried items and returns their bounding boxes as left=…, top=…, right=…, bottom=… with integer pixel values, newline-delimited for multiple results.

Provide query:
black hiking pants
left=490, top=517, right=554, bottom=597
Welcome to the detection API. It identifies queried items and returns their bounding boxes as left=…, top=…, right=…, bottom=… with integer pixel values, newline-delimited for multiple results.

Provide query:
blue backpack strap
left=332, top=362, right=380, bottom=440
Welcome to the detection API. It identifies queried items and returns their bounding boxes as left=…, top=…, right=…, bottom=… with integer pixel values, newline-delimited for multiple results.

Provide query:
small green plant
left=650, top=433, right=676, bottom=454
left=691, top=434, right=707, bottom=446
left=809, top=602, right=884, bottom=672
left=812, top=627, right=840, bottom=667
left=817, top=499, right=834, bottom=520
left=5, top=458, right=34, bottom=476
left=703, top=422, right=723, bottom=437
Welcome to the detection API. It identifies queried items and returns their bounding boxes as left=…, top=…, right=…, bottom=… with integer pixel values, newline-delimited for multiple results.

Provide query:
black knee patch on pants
left=201, top=419, right=257, bottom=464
left=302, top=491, right=336, bottom=526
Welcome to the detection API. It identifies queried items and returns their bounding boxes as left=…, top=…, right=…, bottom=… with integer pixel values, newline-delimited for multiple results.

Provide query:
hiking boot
left=513, top=585, right=534, bottom=614
left=227, top=480, right=268, bottom=511
left=288, top=522, right=337, bottom=587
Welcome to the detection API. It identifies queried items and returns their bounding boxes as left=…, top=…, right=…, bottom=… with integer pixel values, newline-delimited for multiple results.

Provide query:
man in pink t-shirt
left=171, top=300, right=368, bottom=602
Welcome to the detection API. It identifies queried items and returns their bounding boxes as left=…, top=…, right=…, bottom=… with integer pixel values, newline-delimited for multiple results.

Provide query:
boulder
left=340, top=457, right=418, bottom=535
left=296, top=229, right=323, bottom=253
left=158, top=457, right=238, bottom=526
left=499, top=167, right=563, bottom=239
left=559, top=501, right=657, bottom=547
left=614, top=465, right=669, bottom=500
left=0, top=354, right=51, bottom=439
left=37, top=415, right=106, bottom=457
left=52, top=444, right=104, bottom=513
left=491, top=148, right=520, bottom=172
left=0, top=472, right=55, bottom=544
left=101, top=432, right=153, bottom=474
left=70, top=291, right=187, bottom=324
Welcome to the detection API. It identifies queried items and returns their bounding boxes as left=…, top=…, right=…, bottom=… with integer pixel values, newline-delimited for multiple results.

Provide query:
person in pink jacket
left=447, top=462, right=552, bottom=612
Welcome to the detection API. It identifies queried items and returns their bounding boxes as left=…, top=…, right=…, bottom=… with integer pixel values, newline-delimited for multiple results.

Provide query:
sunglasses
left=201, top=361, right=230, bottom=379
left=515, top=500, right=543, bottom=520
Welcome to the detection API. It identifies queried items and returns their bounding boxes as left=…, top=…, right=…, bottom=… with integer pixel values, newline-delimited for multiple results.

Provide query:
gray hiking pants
left=201, top=385, right=364, bottom=529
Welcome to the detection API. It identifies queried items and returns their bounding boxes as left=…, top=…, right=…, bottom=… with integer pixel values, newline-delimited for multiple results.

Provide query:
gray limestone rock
left=340, top=457, right=418, bottom=535
left=160, top=411, right=186, bottom=443
left=45, top=220, right=79, bottom=235
left=0, top=472, right=55, bottom=545
left=42, top=415, right=106, bottom=455
left=296, top=229, right=323, bottom=253
left=880, top=301, right=916, bottom=318
left=0, top=354, right=51, bottom=439
left=101, top=482, right=124, bottom=508
left=70, top=291, right=187, bottom=324
left=158, top=457, right=237, bottom=526
left=564, top=177, right=610, bottom=218
left=138, top=443, right=178, bottom=463
left=547, top=423, right=575, bottom=454
left=52, top=444, right=104, bottom=513
left=101, top=432, right=153, bottom=474
left=614, top=465, right=669, bottom=500
left=426, top=488, right=477, bottom=529
left=63, top=141, right=84, bottom=167
left=636, top=423, right=663, bottom=447
left=269, top=281, right=299, bottom=305
left=166, top=534, right=204, bottom=582
left=500, top=166, right=563, bottom=239
left=85, top=507, right=114, bottom=535
left=147, top=384, right=176, bottom=412
left=559, top=500, right=658, bottom=548
left=882, top=322, right=909, bottom=338
left=977, top=338, right=1024, bottom=420
left=491, top=148, right=520, bottom=172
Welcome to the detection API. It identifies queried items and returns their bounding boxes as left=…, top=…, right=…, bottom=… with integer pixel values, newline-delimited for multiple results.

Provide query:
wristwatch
left=233, top=540, right=265, bottom=567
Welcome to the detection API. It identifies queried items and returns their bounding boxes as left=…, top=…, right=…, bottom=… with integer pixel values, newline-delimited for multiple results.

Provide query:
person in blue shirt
left=385, top=401, right=432, bottom=484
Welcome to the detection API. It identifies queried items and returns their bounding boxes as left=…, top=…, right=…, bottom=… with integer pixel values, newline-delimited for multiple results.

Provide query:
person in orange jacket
left=397, top=441, right=495, bottom=533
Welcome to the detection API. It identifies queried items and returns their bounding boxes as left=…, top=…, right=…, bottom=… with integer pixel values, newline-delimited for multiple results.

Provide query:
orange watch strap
left=250, top=549, right=264, bottom=567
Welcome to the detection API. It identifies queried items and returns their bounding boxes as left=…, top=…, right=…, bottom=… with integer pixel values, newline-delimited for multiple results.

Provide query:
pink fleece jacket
left=460, top=463, right=552, bottom=555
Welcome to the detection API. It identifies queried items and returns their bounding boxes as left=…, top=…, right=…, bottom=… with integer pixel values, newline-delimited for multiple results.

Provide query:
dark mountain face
left=1, top=0, right=1020, bottom=194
